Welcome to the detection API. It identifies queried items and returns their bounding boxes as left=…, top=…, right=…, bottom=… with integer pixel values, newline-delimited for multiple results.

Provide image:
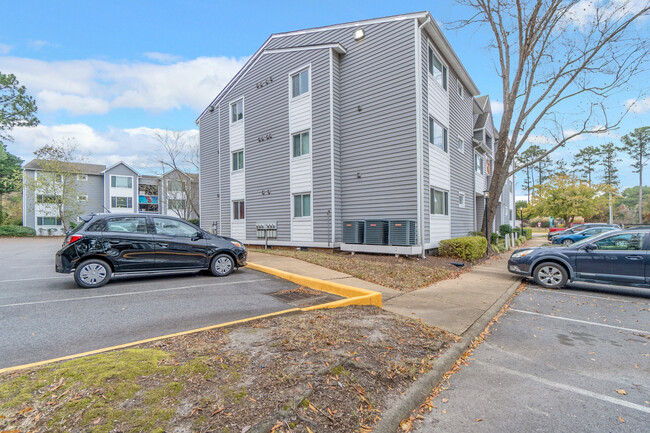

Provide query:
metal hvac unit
left=343, top=221, right=364, bottom=244
left=364, top=220, right=389, bottom=245
left=389, top=220, right=417, bottom=246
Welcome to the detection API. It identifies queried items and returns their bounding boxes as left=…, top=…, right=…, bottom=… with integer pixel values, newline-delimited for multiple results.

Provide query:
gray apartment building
left=196, top=12, right=515, bottom=254
left=22, top=160, right=198, bottom=235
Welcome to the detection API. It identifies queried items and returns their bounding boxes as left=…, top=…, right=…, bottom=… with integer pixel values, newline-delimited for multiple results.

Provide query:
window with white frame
left=457, top=82, right=463, bottom=98
left=77, top=174, right=88, bottom=181
left=111, top=175, right=132, bottom=188
left=111, top=196, right=133, bottom=208
left=291, top=69, right=309, bottom=98
left=457, top=137, right=465, bottom=153
left=293, top=193, right=311, bottom=218
left=431, top=188, right=449, bottom=216
left=231, top=99, right=243, bottom=123
left=429, top=117, right=448, bottom=152
left=37, top=216, right=62, bottom=226
left=78, top=195, right=88, bottom=202
left=37, top=172, right=62, bottom=183
left=36, top=194, right=60, bottom=204
left=475, top=153, right=484, bottom=175
left=232, top=150, right=244, bottom=171
left=428, top=47, right=447, bottom=90
left=459, top=192, right=465, bottom=208
left=292, top=131, right=310, bottom=157
left=233, top=200, right=245, bottom=220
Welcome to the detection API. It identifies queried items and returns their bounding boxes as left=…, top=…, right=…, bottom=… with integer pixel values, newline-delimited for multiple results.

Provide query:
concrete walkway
left=248, top=237, right=546, bottom=336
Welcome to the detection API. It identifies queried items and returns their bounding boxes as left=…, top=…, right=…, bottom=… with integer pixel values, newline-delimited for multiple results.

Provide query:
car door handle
left=108, top=240, right=120, bottom=245
left=626, top=255, right=643, bottom=260
left=157, top=243, right=169, bottom=248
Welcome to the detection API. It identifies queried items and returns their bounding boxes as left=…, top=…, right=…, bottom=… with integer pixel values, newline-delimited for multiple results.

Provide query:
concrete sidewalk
left=248, top=237, right=546, bottom=336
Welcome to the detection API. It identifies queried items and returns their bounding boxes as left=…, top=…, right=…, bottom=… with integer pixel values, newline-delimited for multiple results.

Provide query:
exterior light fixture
left=354, top=28, right=365, bottom=40
left=208, top=106, right=215, bottom=112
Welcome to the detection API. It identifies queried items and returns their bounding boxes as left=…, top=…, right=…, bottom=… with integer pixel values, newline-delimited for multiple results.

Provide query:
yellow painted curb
left=247, top=262, right=383, bottom=308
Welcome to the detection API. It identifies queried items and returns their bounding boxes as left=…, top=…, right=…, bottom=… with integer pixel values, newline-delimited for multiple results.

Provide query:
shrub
left=491, top=243, right=502, bottom=254
left=499, top=224, right=513, bottom=236
left=490, top=232, right=499, bottom=244
left=439, top=236, right=487, bottom=262
left=187, top=218, right=200, bottom=226
left=0, top=225, right=36, bottom=237
left=523, top=228, right=533, bottom=239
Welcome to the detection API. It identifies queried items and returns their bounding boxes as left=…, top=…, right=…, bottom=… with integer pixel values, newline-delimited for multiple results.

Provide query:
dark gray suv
left=509, top=228, right=649, bottom=289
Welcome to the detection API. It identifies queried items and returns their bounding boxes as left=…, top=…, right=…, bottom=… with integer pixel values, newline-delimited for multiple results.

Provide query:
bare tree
left=452, top=0, right=650, bottom=238
left=153, top=130, right=200, bottom=220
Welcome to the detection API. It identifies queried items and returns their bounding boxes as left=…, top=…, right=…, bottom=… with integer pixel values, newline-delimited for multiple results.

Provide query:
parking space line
left=0, top=276, right=68, bottom=284
left=0, top=279, right=269, bottom=308
left=475, top=360, right=650, bottom=413
left=509, top=308, right=649, bottom=334
left=529, top=287, right=650, bottom=305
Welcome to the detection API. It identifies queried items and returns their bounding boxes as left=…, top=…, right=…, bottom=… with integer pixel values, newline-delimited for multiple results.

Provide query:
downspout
left=415, top=16, right=431, bottom=258
left=329, top=48, right=336, bottom=247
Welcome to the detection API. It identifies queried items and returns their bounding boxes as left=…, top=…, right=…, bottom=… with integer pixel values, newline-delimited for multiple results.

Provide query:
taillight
left=67, top=235, right=83, bottom=245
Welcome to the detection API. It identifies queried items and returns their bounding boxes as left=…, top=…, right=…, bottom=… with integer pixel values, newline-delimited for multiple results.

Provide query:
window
left=36, top=194, right=60, bottom=204
left=106, top=217, right=147, bottom=233
left=233, top=200, right=245, bottom=220
left=457, top=137, right=465, bottom=153
left=168, top=198, right=186, bottom=209
left=153, top=217, right=199, bottom=237
left=87, top=220, right=105, bottom=232
left=294, top=193, right=311, bottom=218
left=593, top=233, right=646, bottom=251
left=232, top=150, right=244, bottom=171
left=78, top=195, right=88, bottom=202
left=457, top=82, right=463, bottom=98
left=37, top=172, right=62, bottom=183
left=291, top=69, right=309, bottom=97
left=429, top=117, right=448, bottom=152
left=431, top=188, right=449, bottom=215
left=231, top=99, right=243, bottom=123
left=475, top=153, right=484, bottom=175
left=111, top=176, right=132, bottom=188
left=168, top=180, right=183, bottom=192
left=428, top=47, right=447, bottom=90
left=292, top=131, right=310, bottom=157
left=111, top=196, right=133, bottom=208
left=77, top=174, right=88, bottom=181
left=459, top=192, right=465, bottom=208
left=37, top=217, right=62, bottom=226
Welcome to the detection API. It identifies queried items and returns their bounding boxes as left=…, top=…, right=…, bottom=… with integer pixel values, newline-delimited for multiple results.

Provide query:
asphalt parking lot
left=416, top=282, right=650, bottom=432
left=0, top=237, right=315, bottom=369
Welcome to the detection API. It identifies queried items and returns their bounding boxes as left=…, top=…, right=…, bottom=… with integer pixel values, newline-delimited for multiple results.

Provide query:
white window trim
left=110, top=174, right=134, bottom=189
left=291, top=130, right=311, bottom=159
left=232, top=200, right=245, bottom=220
left=77, top=174, right=88, bottom=181
left=230, top=98, right=244, bottom=124
left=231, top=149, right=245, bottom=172
left=457, top=136, right=465, bottom=154
left=111, top=196, right=133, bottom=209
left=475, top=152, right=485, bottom=175
left=457, top=82, right=463, bottom=98
left=288, top=64, right=312, bottom=101
left=427, top=44, right=448, bottom=91
left=430, top=187, right=450, bottom=217
left=292, top=192, right=312, bottom=219
left=459, top=192, right=465, bottom=208
left=429, top=116, right=448, bottom=153
left=78, top=194, right=88, bottom=202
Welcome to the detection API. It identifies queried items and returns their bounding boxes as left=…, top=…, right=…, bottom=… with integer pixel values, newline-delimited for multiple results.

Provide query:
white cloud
left=0, top=43, right=12, bottom=54
left=0, top=55, right=248, bottom=115
left=526, top=135, right=555, bottom=145
left=143, top=52, right=183, bottom=63
left=7, top=123, right=198, bottom=174
left=490, top=100, right=504, bottom=116
left=625, top=96, right=650, bottom=113
left=28, top=40, right=57, bottom=50
left=566, top=0, right=649, bottom=30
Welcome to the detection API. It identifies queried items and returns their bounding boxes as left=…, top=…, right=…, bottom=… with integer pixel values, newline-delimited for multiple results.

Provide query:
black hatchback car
left=56, top=213, right=247, bottom=288
left=509, top=228, right=650, bottom=289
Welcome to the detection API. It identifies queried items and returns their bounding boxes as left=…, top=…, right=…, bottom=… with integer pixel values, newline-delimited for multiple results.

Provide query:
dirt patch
left=0, top=307, right=457, bottom=433
left=249, top=248, right=480, bottom=291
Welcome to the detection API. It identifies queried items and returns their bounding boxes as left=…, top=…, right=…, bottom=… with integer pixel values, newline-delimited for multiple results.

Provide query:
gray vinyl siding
left=421, top=30, right=430, bottom=243
left=476, top=195, right=485, bottom=231
left=332, top=52, right=343, bottom=242
left=199, top=109, right=220, bottom=232
left=448, top=70, right=475, bottom=238
left=23, top=170, right=36, bottom=229
left=81, top=174, right=105, bottom=214
left=218, top=102, right=230, bottom=236
left=103, top=164, right=138, bottom=210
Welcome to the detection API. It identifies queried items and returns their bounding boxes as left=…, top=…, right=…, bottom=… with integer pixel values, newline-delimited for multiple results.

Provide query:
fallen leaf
left=92, top=417, right=102, bottom=425
left=477, top=418, right=483, bottom=422
left=618, top=416, right=625, bottom=423
left=615, top=389, right=627, bottom=395
left=442, top=398, right=448, bottom=403
left=17, top=407, right=33, bottom=414
left=306, top=427, right=314, bottom=433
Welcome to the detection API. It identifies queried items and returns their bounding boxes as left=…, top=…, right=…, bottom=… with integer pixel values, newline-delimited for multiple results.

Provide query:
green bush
left=439, top=236, right=487, bottom=262
left=499, top=224, right=513, bottom=236
left=0, top=225, right=36, bottom=237
left=523, top=228, right=533, bottom=239
left=187, top=218, right=200, bottom=226
left=490, top=232, right=499, bottom=244
left=492, top=244, right=502, bottom=254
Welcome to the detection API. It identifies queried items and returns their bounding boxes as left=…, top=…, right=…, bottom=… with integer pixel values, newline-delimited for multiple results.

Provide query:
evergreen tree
left=620, top=127, right=650, bottom=224
left=571, top=146, right=600, bottom=185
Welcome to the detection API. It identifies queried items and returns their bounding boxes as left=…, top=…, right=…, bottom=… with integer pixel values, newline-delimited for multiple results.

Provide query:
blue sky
left=1, top=0, right=649, bottom=195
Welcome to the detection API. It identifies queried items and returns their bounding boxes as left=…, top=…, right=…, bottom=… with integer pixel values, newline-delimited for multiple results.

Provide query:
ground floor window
left=233, top=200, right=245, bottom=220
left=293, top=193, right=311, bottom=217
left=431, top=188, right=449, bottom=215
left=459, top=192, right=465, bottom=208
left=111, top=196, right=133, bottom=208
left=37, top=216, right=62, bottom=225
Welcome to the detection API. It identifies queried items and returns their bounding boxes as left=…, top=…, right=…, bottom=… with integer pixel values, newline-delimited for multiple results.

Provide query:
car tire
left=210, top=253, right=235, bottom=277
left=74, top=259, right=112, bottom=289
left=562, top=239, right=574, bottom=246
left=533, top=262, right=568, bottom=289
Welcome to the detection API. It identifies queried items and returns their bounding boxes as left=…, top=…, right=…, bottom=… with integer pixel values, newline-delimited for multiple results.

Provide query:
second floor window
left=475, top=153, right=484, bottom=175
left=292, top=131, right=310, bottom=157
left=429, top=117, right=448, bottom=152
left=232, top=150, right=244, bottom=171
left=429, top=47, right=447, bottom=90
left=291, top=69, right=309, bottom=98
left=111, top=176, right=132, bottom=188
left=231, top=99, right=243, bottom=123
left=36, top=194, right=60, bottom=204
left=233, top=200, right=245, bottom=220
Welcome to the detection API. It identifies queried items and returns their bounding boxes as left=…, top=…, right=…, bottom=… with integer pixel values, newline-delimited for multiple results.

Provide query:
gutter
left=415, top=16, right=431, bottom=258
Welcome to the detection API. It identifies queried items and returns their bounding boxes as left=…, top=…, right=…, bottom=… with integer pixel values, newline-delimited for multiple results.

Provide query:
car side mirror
left=191, top=232, right=204, bottom=241
left=584, top=244, right=597, bottom=251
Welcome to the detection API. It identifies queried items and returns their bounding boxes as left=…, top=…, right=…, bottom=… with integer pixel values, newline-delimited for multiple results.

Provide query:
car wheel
left=74, top=259, right=112, bottom=289
left=562, top=239, right=574, bottom=246
left=533, top=262, right=568, bottom=289
left=210, top=253, right=235, bottom=277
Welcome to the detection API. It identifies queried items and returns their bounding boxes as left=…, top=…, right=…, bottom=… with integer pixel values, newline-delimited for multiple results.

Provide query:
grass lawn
left=0, top=307, right=456, bottom=433
left=249, top=248, right=468, bottom=291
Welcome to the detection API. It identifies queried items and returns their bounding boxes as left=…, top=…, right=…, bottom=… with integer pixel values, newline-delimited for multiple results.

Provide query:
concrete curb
left=247, top=262, right=383, bottom=308
left=373, top=277, right=524, bottom=432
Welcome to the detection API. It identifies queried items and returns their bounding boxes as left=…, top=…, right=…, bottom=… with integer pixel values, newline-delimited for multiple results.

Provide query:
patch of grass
left=250, top=249, right=453, bottom=291
left=144, top=382, right=183, bottom=406
left=175, top=356, right=214, bottom=378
